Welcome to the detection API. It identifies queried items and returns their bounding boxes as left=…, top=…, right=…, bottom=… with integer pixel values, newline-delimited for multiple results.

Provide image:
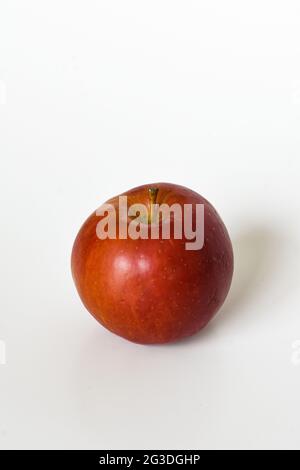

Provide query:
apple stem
left=148, top=187, right=158, bottom=223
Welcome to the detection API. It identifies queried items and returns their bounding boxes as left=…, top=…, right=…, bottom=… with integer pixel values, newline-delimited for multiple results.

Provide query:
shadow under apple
left=175, top=226, right=280, bottom=346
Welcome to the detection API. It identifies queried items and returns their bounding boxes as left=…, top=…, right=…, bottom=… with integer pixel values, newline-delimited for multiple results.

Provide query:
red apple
left=71, top=183, right=233, bottom=344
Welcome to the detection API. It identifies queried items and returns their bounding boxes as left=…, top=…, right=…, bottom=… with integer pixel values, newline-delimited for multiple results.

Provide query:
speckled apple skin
left=71, top=183, right=234, bottom=344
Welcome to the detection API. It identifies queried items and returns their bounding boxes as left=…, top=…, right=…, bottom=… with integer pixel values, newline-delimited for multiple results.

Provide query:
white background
left=1, top=1, right=300, bottom=450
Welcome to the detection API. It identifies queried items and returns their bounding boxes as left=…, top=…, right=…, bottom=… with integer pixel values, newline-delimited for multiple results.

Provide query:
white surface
left=1, top=0, right=300, bottom=450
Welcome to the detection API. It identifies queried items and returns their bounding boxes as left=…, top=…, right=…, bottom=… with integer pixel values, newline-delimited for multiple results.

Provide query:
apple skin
left=71, top=183, right=234, bottom=344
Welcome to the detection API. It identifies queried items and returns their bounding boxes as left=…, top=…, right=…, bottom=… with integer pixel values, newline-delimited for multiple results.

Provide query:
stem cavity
left=148, top=187, right=159, bottom=223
